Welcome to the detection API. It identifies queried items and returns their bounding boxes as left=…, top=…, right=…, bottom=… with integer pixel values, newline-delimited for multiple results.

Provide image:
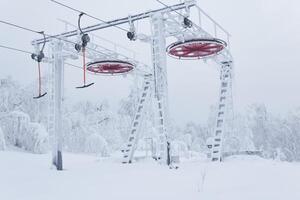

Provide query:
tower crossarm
left=32, top=1, right=197, bottom=45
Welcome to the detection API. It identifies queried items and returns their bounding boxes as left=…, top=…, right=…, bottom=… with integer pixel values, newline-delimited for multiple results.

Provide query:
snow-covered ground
left=0, top=151, right=299, bottom=200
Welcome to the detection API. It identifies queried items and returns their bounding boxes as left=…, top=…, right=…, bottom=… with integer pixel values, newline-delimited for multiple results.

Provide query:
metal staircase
left=122, top=74, right=152, bottom=164
left=211, top=61, right=233, bottom=162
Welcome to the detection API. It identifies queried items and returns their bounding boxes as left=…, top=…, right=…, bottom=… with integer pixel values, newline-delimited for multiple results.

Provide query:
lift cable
left=0, top=20, right=42, bottom=35
left=0, top=44, right=33, bottom=55
left=50, top=0, right=129, bottom=33
left=0, top=43, right=84, bottom=71
left=0, top=19, right=121, bottom=61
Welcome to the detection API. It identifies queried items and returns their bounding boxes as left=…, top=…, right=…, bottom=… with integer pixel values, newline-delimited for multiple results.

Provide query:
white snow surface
left=0, top=151, right=299, bottom=200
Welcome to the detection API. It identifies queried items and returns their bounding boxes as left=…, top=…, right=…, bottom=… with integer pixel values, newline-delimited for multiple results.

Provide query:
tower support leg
left=51, top=41, right=64, bottom=170
left=151, top=13, right=169, bottom=165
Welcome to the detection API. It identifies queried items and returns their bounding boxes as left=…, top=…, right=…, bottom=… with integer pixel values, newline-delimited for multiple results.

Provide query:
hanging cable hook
left=183, top=6, right=192, bottom=28
left=127, top=15, right=136, bottom=41
left=31, top=31, right=47, bottom=99
left=75, top=12, right=94, bottom=89
left=75, top=12, right=90, bottom=52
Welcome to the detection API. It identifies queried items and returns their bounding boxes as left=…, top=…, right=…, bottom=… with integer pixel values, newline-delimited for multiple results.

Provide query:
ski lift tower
left=122, top=0, right=234, bottom=163
left=32, top=0, right=234, bottom=168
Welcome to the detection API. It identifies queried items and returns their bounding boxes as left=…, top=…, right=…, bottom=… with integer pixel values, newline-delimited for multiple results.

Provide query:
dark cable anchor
left=31, top=31, right=47, bottom=99
left=75, top=12, right=94, bottom=89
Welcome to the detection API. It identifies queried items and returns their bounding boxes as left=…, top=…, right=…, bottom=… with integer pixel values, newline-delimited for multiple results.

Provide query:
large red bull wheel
left=167, top=38, right=226, bottom=59
left=87, top=60, right=134, bottom=75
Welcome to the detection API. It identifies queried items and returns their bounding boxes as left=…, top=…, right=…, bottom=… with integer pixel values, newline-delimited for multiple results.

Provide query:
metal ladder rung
left=123, top=75, right=152, bottom=164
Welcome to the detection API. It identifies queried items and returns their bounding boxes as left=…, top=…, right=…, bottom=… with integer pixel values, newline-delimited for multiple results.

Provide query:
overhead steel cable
left=50, top=0, right=129, bottom=32
left=0, top=20, right=42, bottom=34
left=0, top=43, right=83, bottom=71
left=0, top=19, right=120, bottom=59
left=0, top=44, right=33, bottom=55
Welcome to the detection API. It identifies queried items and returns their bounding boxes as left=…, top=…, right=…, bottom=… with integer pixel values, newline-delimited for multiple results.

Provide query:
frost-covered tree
left=85, top=133, right=108, bottom=156
left=182, top=122, right=210, bottom=152
left=61, top=100, right=123, bottom=154
left=281, top=108, right=300, bottom=161
left=0, top=111, right=48, bottom=153
left=24, top=122, right=49, bottom=153
left=117, top=88, right=139, bottom=141
left=0, top=77, right=23, bottom=113
left=224, top=113, right=255, bottom=153
left=246, top=104, right=300, bottom=161
left=0, top=127, right=6, bottom=150
left=248, top=104, right=270, bottom=151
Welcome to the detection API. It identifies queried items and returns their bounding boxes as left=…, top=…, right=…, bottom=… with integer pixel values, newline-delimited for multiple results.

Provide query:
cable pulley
left=127, top=16, right=136, bottom=41
left=75, top=13, right=94, bottom=89
left=31, top=31, right=47, bottom=99
left=183, top=17, right=193, bottom=28
left=127, top=31, right=136, bottom=41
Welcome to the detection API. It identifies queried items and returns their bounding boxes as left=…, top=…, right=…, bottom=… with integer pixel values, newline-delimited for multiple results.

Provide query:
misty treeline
left=0, top=77, right=299, bottom=161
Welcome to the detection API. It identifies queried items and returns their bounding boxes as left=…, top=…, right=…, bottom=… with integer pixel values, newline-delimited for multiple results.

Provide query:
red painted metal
left=87, top=60, right=134, bottom=75
left=167, top=38, right=226, bottom=59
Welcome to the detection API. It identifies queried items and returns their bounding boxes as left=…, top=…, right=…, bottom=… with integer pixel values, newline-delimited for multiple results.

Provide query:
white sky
left=0, top=0, right=300, bottom=126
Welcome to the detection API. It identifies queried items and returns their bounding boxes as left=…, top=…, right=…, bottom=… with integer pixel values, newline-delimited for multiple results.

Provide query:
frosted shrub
left=25, top=123, right=49, bottom=153
left=4, top=111, right=30, bottom=146
left=2, top=111, right=48, bottom=153
left=68, top=125, right=88, bottom=153
left=172, top=140, right=189, bottom=158
left=0, top=127, right=6, bottom=150
left=85, top=134, right=109, bottom=156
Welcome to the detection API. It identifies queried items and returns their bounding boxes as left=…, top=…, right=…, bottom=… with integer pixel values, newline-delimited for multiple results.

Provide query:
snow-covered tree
left=24, top=122, right=49, bottom=153
left=0, top=127, right=6, bottom=150
left=246, top=104, right=300, bottom=161
left=85, top=133, right=108, bottom=156
left=282, top=108, right=300, bottom=161
left=60, top=100, right=122, bottom=154
left=0, top=111, right=48, bottom=153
